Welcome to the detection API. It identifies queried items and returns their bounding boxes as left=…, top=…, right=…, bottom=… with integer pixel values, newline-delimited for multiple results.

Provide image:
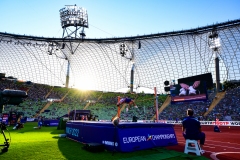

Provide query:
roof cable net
left=0, top=19, right=240, bottom=93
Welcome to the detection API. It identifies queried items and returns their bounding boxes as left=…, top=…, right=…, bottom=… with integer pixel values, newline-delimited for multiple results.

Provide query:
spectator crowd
left=1, top=78, right=240, bottom=122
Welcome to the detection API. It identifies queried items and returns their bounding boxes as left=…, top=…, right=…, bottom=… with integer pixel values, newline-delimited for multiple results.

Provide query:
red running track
left=166, top=125, right=240, bottom=160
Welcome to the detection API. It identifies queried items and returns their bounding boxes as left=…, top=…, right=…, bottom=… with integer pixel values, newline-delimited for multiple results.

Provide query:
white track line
left=210, top=152, right=240, bottom=160
left=207, top=140, right=240, bottom=146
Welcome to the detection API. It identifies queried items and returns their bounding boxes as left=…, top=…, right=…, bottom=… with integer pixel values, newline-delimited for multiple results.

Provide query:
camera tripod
left=0, top=123, right=10, bottom=153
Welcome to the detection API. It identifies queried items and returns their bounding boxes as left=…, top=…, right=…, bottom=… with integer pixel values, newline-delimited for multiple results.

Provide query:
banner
left=27, top=118, right=35, bottom=122
left=98, top=120, right=240, bottom=126
left=66, top=121, right=177, bottom=152
left=156, top=120, right=240, bottom=126
left=200, top=121, right=240, bottom=126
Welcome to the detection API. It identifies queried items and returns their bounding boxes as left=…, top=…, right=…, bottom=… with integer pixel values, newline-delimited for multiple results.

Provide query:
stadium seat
left=184, top=139, right=203, bottom=156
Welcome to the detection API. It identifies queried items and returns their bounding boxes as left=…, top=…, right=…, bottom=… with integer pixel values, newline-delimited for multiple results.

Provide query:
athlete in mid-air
left=116, top=96, right=138, bottom=118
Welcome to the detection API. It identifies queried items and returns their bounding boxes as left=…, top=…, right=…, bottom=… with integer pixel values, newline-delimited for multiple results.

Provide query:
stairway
left=152, top=95, right=171, bottom=120
left=203, top=91, right=226, bottom=117
left=34, top=101, right=53, bottom=118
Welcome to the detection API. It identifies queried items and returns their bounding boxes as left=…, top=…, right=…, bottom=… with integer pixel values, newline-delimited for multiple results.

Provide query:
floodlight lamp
left=138, top=41, right=141, bottom=49
left=80, top=32, right=86, bottom=37
left=164, top=81, right=169, bottom=86
left=209, top=29, right=221, bottom=51
left=120, top=43, right=128, bottom=56
left=59, top=5, right=88, bottom=28
left=209, top=38, right=221, bottom=49
left=209, top=28, right=218, bottom=38
left=61, top=43, right=65, bottom=49
left=209, top=32, right=218, bottom=39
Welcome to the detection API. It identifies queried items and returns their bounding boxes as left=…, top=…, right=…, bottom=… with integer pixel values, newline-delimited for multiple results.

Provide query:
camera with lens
left=0, top=122, right=7, bottom=131
left=0, top=89, right=27, bottom=153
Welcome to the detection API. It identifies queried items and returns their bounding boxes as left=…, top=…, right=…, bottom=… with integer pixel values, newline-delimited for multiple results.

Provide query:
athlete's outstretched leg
left=117, top=105, right=121, bottom=118
left=117, top=97, right=125, bottom=118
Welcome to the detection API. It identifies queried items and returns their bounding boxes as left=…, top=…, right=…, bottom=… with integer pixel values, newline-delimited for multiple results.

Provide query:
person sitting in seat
left=182, top=109, right=205, bottom=149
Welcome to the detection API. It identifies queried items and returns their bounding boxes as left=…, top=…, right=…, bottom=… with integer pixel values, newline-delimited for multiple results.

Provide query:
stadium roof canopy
left=0, top=19, right=240, bottom=93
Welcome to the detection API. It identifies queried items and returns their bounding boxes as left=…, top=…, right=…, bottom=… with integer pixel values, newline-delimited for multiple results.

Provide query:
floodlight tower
left=59, top=5, right=89, bottom=88
left=119, top=41, right=141, bottom=93
left=60, top=4, right=88, bottom=39
left=209, top=28, right=221, bottom=92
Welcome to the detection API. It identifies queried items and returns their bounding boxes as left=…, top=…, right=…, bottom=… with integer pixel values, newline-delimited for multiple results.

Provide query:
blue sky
left=0, top=0, right=239, bottom=39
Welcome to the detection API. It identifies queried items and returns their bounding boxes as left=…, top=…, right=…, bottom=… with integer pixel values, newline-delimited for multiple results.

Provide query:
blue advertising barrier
left=66, top=121, right=178, bottom=152
left=43, top=119, right=59, bottom=126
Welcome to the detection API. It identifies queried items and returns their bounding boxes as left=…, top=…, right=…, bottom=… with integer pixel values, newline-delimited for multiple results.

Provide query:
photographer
left=13, top=115, right=24, bottom=130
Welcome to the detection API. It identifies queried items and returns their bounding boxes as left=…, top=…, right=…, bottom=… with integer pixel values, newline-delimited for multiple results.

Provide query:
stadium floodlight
left=60, top=5, right=88, bottom=39
left=208, top=29, right=221, bottom=93
left=208, top=29, right=221, bottom=52
left=119, top=43, right=128, bottom=57
left=47, top=42, right=59, bottom=55
left=59, top=5, right=88, bottom=29
left=61, top=43, right=65, bottom=49
left=59, top=4, right=89, bottom=88
left=209, top=38, right=221, bottom=51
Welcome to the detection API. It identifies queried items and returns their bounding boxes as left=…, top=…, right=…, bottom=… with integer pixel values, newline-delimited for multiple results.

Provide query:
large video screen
left=170, top=73, right=213, bottom=103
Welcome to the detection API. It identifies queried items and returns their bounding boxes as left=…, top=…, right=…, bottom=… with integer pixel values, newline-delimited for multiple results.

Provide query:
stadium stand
left=1, top=79, right=240, bottom=122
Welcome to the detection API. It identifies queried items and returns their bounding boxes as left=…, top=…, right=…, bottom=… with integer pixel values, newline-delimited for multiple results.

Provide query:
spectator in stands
left=89, top=114, right=93, bottom=121
left=81, top=115, right=85, bottom=120
left=182, top=109, right=205, bottom=148
left=93, top=115, right=98, bottom=121
left=84, top=115, right=88, bottom=121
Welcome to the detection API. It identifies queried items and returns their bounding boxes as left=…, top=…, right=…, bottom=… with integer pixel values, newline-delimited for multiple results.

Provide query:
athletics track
left=166, top=125, right=240, bottom=160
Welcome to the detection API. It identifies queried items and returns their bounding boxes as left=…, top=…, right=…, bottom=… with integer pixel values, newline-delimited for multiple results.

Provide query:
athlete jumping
left=116, top=96, right=138, bottom=118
